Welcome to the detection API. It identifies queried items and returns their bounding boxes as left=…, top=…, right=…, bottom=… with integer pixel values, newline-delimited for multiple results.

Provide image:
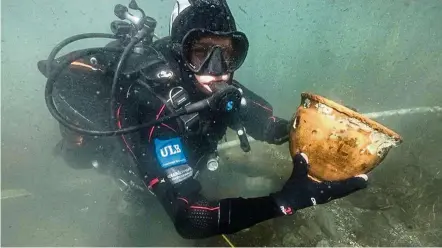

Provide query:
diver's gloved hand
left=265, top=118, right=290, bottom=145
left=271, top=153, right=368, bottom=215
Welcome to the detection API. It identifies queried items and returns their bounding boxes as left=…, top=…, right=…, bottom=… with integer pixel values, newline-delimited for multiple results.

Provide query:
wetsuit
left=116, top=37, right=289, bottom=239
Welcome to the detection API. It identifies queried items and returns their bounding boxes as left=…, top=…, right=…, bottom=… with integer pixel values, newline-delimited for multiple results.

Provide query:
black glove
left=271, top=153, right=368, bottom=215
left=265, top=117, right=290, bottom=145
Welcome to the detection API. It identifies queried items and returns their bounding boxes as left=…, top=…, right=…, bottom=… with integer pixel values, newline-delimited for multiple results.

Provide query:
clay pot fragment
left=289, top=93, right=403, bottom=182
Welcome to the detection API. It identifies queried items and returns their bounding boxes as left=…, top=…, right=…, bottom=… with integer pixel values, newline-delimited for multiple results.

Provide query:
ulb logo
left=160, top=144, right=182, bottom=157
left=154, top=138, right=187, bottom=169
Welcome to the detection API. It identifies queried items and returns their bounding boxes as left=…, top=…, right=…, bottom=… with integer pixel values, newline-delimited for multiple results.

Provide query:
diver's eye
left=191, top=46, right=208, bottom=59
left=221, top=46, right=233, bottom=58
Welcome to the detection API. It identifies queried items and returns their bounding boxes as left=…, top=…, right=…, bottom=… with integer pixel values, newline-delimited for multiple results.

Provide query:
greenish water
left=1, top=0, right=441, bottom=246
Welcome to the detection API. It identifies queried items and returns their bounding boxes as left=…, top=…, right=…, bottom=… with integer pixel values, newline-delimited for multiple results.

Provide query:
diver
left=113, top=0, right=369, bottom=239
left=40, top=0, right=369, bottom=240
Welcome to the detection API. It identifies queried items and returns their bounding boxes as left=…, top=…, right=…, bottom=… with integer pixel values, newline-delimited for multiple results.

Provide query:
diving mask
left=180, top=29, right=249, bottom=76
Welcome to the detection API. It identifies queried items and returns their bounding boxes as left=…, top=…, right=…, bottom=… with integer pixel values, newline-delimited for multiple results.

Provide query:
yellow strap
left=222, top=234, right=235, bottom=248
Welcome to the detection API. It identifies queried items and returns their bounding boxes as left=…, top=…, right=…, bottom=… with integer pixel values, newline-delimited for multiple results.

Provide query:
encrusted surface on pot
left=291, top=93, right=403, bottom=181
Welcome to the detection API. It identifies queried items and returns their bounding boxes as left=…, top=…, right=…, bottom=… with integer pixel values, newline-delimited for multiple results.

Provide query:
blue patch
left=226, top=101, right=233, bottom=111
left=154, top=137, right=187, bottom=169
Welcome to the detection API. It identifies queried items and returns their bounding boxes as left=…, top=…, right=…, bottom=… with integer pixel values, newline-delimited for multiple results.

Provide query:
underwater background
left=2, top=0, right=441, bottom=246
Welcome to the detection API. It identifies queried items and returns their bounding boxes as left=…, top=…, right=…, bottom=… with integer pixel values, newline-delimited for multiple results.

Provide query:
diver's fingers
left=317, top=175, right=368, bottom=203
left=290, top=153, right=309, bottom=180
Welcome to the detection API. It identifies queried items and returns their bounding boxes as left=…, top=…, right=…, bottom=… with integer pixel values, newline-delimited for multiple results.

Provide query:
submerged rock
left=316, top=239, right=331, bottom=247
left=282, top=233, right=302, bottom=246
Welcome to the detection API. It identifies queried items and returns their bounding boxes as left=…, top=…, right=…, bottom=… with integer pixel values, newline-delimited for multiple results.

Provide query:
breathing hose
left=44, top=46, right=185, bottom=136
left=109, top=37, right=142, bottom=132
left=46, top=33, right=117, bottom=76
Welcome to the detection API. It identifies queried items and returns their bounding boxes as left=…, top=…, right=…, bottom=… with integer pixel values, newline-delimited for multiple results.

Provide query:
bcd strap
left=167, top=87, right=200, bottom=133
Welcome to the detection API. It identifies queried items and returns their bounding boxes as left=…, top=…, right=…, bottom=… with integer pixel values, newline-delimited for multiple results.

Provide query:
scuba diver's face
left=180, top=29, right=249, bottom=96
left=190, top=35, right=233, bottom=94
